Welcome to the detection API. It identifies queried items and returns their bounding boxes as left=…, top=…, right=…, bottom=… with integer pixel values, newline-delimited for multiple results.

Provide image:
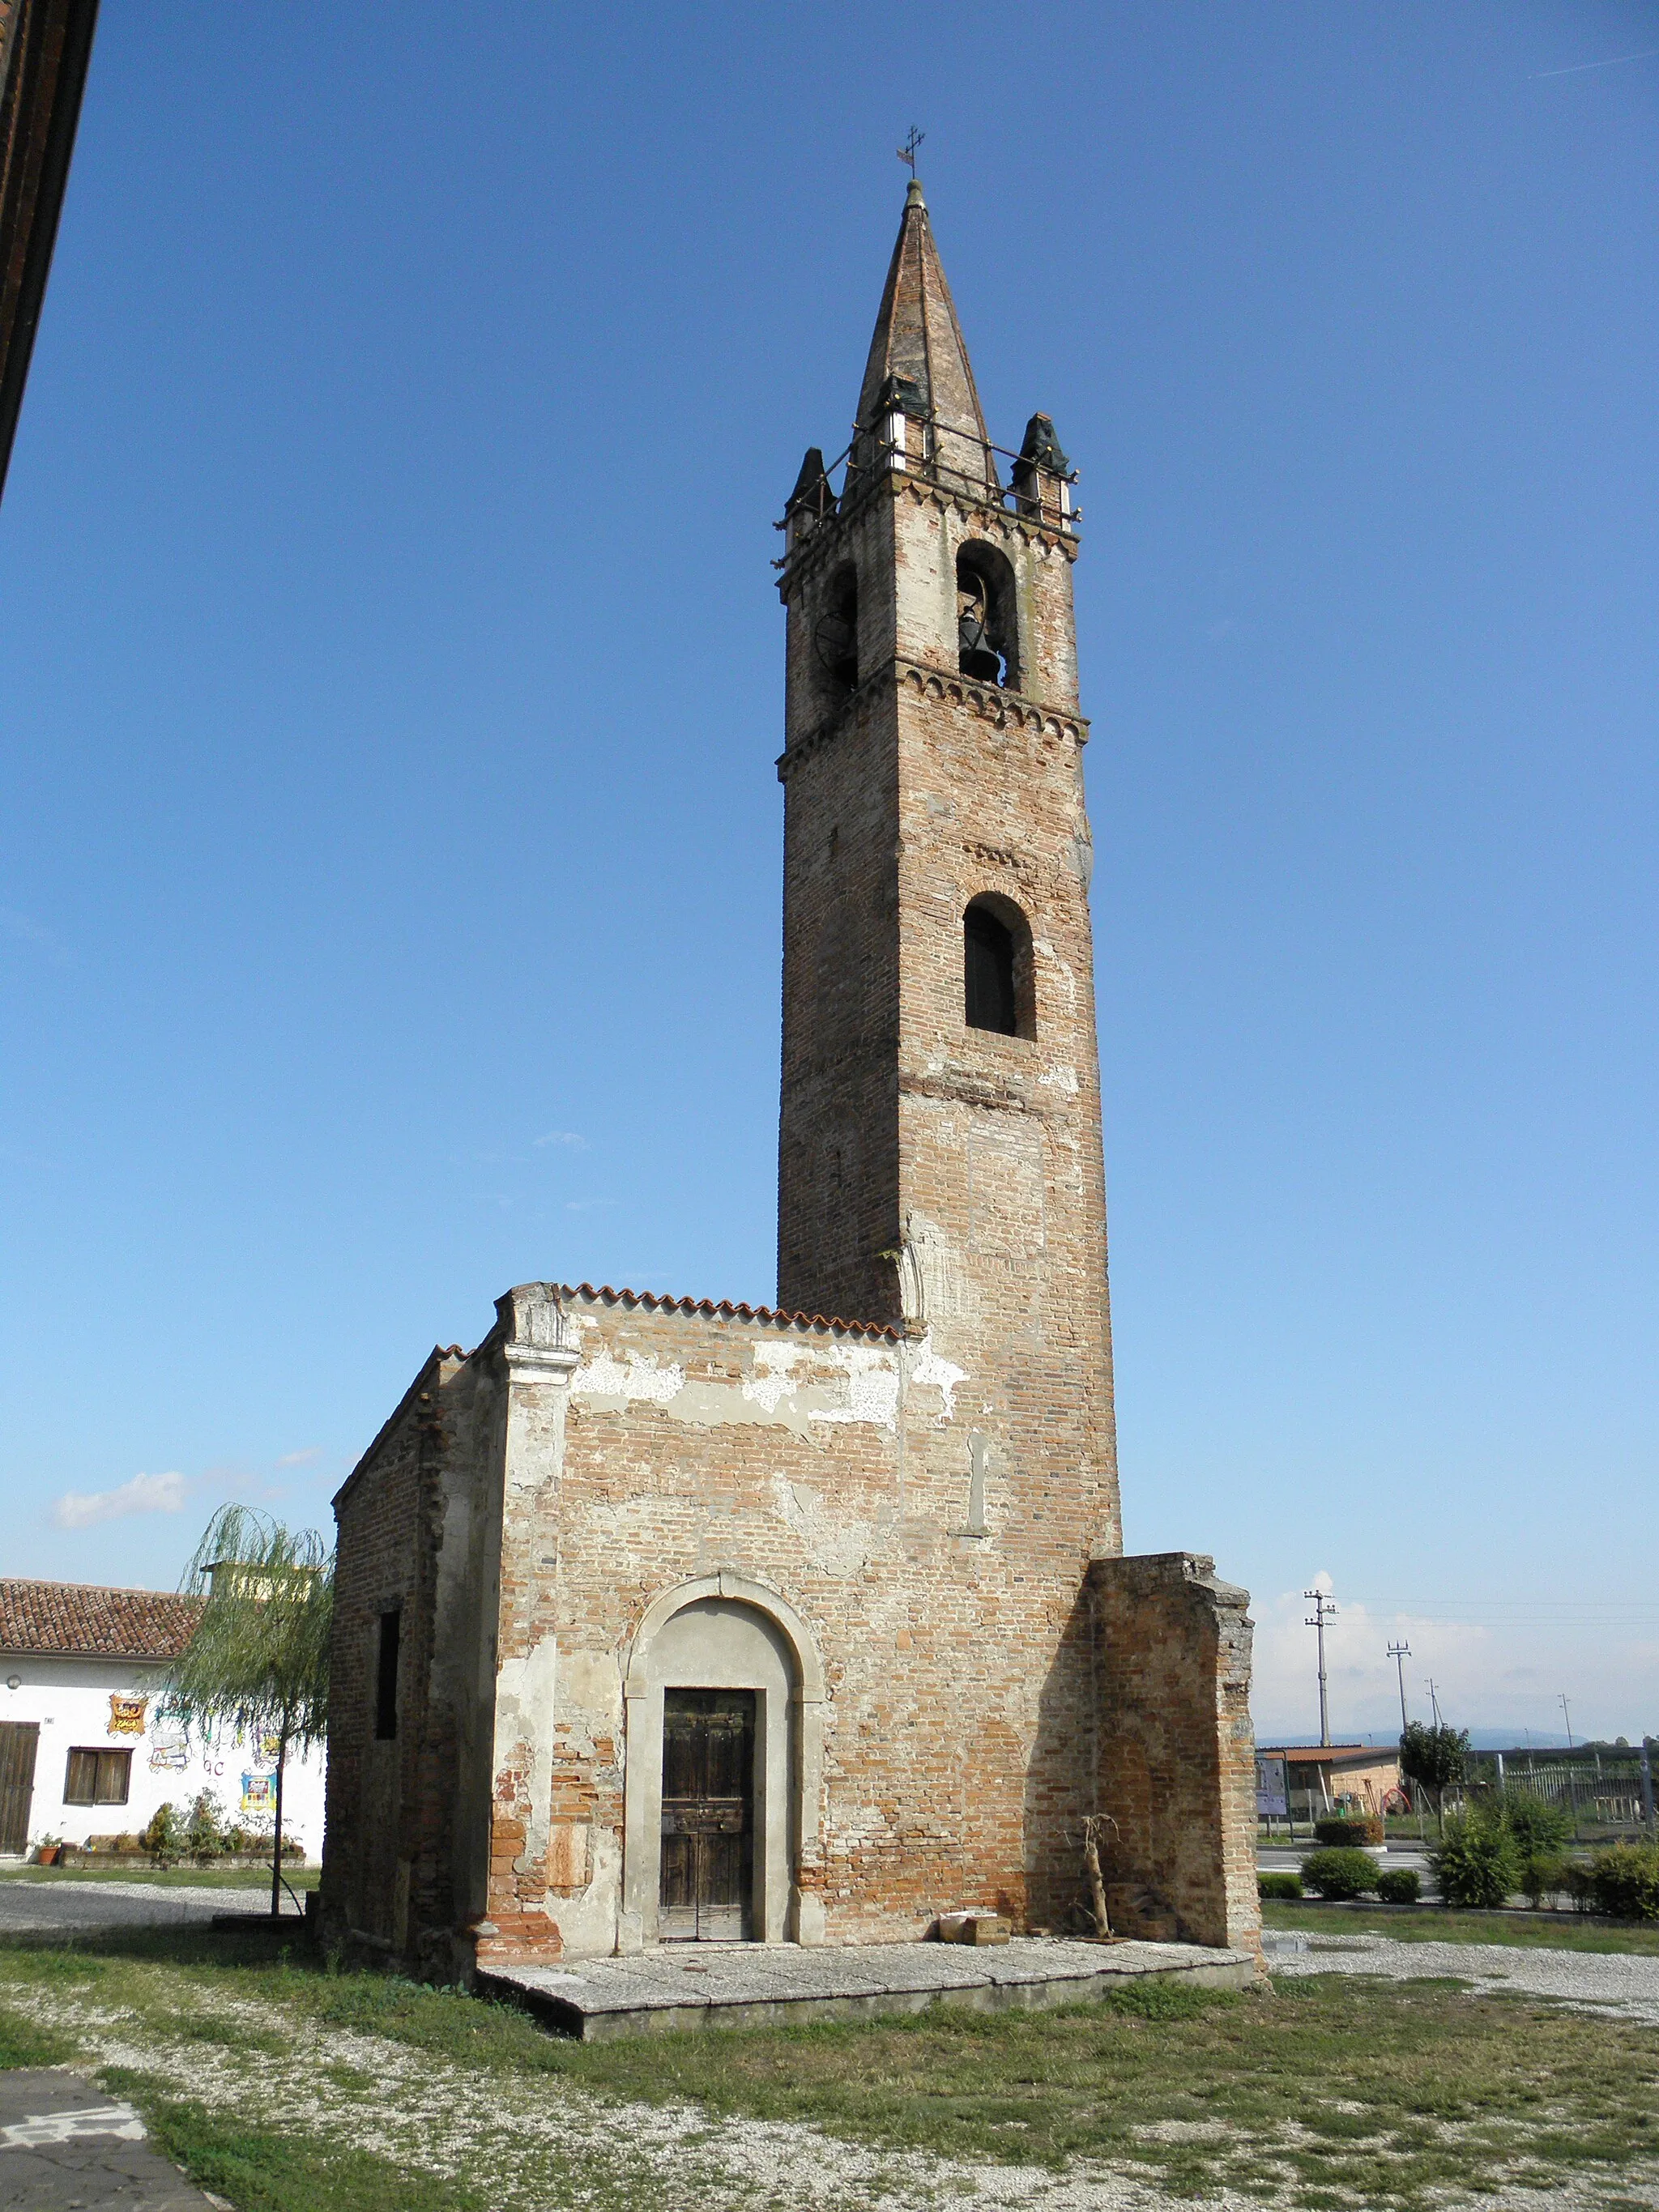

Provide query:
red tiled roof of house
left=0, top=1579, right=203, bottom=1660
left=1259, top=1745, right=1395, bottom=1763
left=557, top=1281, right=901, bottom=1341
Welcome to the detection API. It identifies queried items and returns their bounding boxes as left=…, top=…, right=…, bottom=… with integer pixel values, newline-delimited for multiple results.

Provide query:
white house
left=0, top=1579, right=326, bottom=1860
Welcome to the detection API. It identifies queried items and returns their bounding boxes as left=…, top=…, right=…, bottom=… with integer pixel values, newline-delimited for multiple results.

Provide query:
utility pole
left=1387, top=1641, right=1412, bottom=1735
left=1305, top=1588, right=1337, bottom=1747
left=1426, top=1677, right=1442, bottom=1728
left=1559, top=1694, right=1574, bottom=1750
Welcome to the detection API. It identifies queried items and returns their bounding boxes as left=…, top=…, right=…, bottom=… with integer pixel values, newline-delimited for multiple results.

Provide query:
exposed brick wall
left=1088, top=1554, right=1261, bottom=1958
left=322, top=1347, right=499, bottom=1978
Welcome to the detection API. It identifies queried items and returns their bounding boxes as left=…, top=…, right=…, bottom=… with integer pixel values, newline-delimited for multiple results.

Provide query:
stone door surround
left=620, top=1573, right=825, bottom=1951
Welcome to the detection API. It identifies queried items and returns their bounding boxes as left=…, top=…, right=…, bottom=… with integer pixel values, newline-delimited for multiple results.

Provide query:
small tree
left=164, top=1505, right=333, bottom=1919
left=1400, top=1720, right=1469, bottom=1834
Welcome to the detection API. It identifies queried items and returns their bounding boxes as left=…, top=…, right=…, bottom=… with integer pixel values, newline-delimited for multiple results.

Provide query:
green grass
left=0, top=1863, right=320, bottom=1888
left=102, top=2074, right=495, bottom=2212
left=1, top=1926, right=1656, bottom=2208
left=1263, top=1897, right=1659, bottom=1955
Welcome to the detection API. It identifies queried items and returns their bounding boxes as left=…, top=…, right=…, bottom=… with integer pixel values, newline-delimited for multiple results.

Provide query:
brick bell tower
left=777, top=177, right=1121, bottom=1556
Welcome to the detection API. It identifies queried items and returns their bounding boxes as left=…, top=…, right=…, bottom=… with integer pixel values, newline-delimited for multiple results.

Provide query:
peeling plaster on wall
left=741, top=1343, right=810, bottom=1413
left=570, top=1352, right=685, bottom=1408
left=560, top=1648, right=623, bottom=1726
left=493, top=1634, right=560, bottom=1865
left=1038, top=1064, right=1080, bottom=1094
left=909, top=1336, right=968, bottom=1417
left=807, top=1348, right=903, bottom=1431
left=768, top=1473, right=880, bottom=1575
left=571, top=1336, right=923, bottom=1439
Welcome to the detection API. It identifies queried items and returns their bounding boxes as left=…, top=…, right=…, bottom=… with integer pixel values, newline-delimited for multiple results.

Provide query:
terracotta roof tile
left=0, top=1579, right=203, bottom=1660
left=558, top=1282, right=899, bottom=1342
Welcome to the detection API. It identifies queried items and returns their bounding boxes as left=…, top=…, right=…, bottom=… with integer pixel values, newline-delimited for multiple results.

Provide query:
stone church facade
left=320, top=182, right=1259, bottom=1982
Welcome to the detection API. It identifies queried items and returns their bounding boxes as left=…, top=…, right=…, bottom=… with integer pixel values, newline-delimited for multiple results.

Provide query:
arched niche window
left=956, top=543, right=1020, bottom=692
left=964, top=894, right=1034, bottom=1039
left=812, top=565, right=859, bottom=699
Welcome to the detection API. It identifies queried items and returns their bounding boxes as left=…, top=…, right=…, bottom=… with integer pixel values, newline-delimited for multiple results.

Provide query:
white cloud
left=52, top=1470, right=186, bottom=1529
left=275, top=1447, right=322, bottom=1468
left=535, top=1130, right=587, bottom=1149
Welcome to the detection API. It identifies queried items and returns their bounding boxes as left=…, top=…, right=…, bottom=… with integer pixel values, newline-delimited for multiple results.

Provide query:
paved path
left=0, top=2070, right=220, bottom=2209
left=1267, top=1929, right=1659, bottom=2023
left=0, top=1879, right=303, bottom=1935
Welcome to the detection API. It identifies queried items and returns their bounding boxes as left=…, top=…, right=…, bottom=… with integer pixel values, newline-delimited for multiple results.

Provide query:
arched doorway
left=620, top=1573, right=825, bottom=1950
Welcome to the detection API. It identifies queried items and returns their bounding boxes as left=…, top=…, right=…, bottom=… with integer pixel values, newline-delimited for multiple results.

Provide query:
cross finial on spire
left=897, top=126, right=924, bottom=179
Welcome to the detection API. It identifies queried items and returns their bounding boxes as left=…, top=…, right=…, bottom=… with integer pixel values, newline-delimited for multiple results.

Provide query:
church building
left=320, top=181, right=1259, bottom=1981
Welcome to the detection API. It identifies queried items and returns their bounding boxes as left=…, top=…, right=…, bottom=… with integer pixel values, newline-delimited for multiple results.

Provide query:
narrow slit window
left=965, top=905, right=1017, bottom=1034
left=64, top=1747, right=131, bottom=1805
left=375, top=1607, right=402, bottom=1741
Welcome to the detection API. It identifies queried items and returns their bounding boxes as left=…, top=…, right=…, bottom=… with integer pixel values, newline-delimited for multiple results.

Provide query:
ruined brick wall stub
left=1087, top=1553, right=1262, bottom=1958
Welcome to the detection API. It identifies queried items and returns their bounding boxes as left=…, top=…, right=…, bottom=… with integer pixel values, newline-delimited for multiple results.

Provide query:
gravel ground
left=18, top=1977, right=1659, bottom=2212
left=0, top=1881, right=300, bottom=1934
left=1267, top=1929, right=1659, bottom=2023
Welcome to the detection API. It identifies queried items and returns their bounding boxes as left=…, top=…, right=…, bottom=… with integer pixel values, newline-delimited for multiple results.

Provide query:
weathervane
left=897, top=126, right=925, bottom=178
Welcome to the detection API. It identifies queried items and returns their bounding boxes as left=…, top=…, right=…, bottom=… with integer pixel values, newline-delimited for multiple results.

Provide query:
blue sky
left=2, top=2, right=1655, bottom=1743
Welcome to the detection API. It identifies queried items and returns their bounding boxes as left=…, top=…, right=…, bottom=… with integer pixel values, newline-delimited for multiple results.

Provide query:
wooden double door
left=659, top=1689, right=754, bottom=1941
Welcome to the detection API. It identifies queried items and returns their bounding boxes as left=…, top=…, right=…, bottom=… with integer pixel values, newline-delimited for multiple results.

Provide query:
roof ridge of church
left=558, top=1281, right=899, bottom=1341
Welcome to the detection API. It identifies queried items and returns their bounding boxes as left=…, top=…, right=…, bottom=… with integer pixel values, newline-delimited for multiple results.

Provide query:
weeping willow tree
left=164, top=1506, right=334, bottom=1919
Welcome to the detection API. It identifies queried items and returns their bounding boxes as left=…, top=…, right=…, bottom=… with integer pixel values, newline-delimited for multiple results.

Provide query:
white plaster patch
left=909, top=1335, right=968, bottom=1417
left=808, top=1348, right=902, bottom=1431
left=1038, top=1063, right=1080, bottom=1095
left=768, top=1474, right=878, bottom=1575
left=570, top=1351, right=684, bottom=1405
left=742, top=1343, right=808, bottom=1413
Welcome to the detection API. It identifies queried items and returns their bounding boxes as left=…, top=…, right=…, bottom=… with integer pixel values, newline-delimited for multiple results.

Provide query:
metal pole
left=1640, top=1739, right=1655, bottom=1843
left=1388, top=1641, right=1411, bottom=1735
left=1559, top=1694, right=1574, bottom=1750
left=1305, top=1588, right=1337, bottom=1748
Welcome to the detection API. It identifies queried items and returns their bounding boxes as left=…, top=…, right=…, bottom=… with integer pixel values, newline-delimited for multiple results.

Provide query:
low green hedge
left=1300, top=1847, right=1378, bottom=1900
left=1259, top=1870, right=1303, bottom=1900
left=1313, top=1815, right=1384, bottom=1848
left=1587, top=1843, right=1659, bottom=1922
left=1375, top=1866, right=1420, bottom=1905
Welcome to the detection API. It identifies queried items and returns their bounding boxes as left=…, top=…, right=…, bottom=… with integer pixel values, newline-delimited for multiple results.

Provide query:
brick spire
left=853, top=178, right=996, bottom=492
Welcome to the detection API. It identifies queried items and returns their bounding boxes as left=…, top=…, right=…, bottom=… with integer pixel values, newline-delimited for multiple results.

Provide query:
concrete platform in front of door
left=480, top=1935, right=1258, bottom=2040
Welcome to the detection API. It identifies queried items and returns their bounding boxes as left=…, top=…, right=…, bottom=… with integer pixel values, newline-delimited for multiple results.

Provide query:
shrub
left=1259, top=1871, right=1303, bottom=1900
left=1375, top=1866, right=1420, bottom=1905
left=185, top=1790, right=227, bottom=1864
left=1518, top=1850, right=1569, bottom=1909
left=1431, top=1810, right=1520, bottom=1909
left=1586, top=1843, right=1659, bottom=1924
left=1299, top=1847, right=1378, bottom=1900
left=1562, top=1862, right=1597, bottom=1915
left=1501, top=1790, right=1573, bottom=1857
left=1313, top=1815, right=1384, bottom=1847
left=141, top=1802, right=186, bottom=1869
